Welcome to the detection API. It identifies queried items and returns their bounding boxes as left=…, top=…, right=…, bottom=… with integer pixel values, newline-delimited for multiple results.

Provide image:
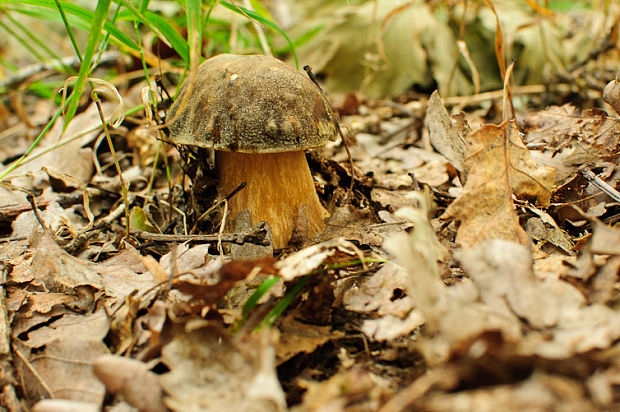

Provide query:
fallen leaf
left=24, top=232, right=102, bottom=297
left=32, top=399, right=100, bottom=412
left=591, top=223, right=620, bottom=255
left=426, top=91, right=466, bottom=173
left=94, top=355, right=167, bottom=412
left=13, top=309, right=109, bottom=403
left=275, top=237, right=357, bottom=281
left=160, top=327, right=285, bottom=412
left=276, top=315, right=343, bottom=364
left=441, top=120, right=555, bottom=248
left=295, top=367, right=390, bottom=412
left=172, top=256, right=275, bottom=303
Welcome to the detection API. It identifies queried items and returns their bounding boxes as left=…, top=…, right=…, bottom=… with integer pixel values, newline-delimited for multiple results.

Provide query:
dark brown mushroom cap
left=167, top=54, right=339, bottom=153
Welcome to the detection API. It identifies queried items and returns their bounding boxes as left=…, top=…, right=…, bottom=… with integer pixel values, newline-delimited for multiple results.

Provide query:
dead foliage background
left=0, top=0, right=619, bottom=411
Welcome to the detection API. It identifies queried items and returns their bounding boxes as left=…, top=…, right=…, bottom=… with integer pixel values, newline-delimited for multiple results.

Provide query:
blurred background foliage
left=0, top=0, right=617, bottom=101
left=283, top=0, right=616, bottom=98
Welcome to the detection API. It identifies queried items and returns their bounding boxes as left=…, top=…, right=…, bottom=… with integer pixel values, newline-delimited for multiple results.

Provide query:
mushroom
left=167, top=54, right=339, bottom=249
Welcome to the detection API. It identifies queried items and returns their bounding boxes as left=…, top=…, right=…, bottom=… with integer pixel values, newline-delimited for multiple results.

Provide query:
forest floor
left=1, top=19, right=620, bottom=412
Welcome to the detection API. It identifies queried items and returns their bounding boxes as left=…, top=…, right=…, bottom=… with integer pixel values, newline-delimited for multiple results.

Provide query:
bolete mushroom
left=167, top=54, right=339, bottom=248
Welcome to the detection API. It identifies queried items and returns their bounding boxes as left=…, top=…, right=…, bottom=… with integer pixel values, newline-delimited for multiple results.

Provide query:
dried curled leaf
left=441, top=120, right=555, bottom=248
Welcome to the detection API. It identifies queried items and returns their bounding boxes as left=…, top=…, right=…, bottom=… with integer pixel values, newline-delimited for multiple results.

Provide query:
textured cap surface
left=167, top=54, right=339, bottom=153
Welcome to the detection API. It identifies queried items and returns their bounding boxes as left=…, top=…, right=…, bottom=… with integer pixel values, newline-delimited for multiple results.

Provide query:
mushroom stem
left=216, top=150, right=329, bottom=249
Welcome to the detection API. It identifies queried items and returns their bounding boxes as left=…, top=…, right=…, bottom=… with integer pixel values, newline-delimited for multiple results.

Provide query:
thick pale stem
left=216, top=150, right=329, bottom=249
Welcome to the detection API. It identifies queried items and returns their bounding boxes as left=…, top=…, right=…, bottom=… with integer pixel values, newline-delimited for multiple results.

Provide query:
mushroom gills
left=216, top=150, right=329, bottom=249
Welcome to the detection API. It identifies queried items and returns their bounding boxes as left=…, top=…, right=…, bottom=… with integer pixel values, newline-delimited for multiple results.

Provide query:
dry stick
left=190, top=182, right=246, bottom=234
left=302, top=65, right=356, bottom=199
left=303, top=65, right=320, bottom=88
left=339, top=127, right=356, bottom=202
left=444, top=84, right=546, bottom=106
left=132, top=224, right=269, bottom=245
left=0, top=264, right=11, bottom=356
left=167, top=243, right=178, bottom=292
left=217, top=200, right=228, bottom=256
left=446, top=3, right=464, bottom=96
left=0, top=51, right=121, bottom=89
left=580, top=167, right=620, bottom=203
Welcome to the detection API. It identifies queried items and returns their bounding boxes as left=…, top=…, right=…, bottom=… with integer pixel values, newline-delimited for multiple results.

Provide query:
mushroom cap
left=167, top=54, right=339, bottom=153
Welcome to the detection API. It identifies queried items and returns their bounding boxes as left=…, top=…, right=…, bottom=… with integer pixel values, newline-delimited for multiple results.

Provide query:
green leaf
left=139, top=0, right=150, bottom=14
left=129, top=206, right=158, bottom=232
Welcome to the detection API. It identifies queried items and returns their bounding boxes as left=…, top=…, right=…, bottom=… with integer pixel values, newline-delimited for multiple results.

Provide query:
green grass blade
left=115, top=9, right=189, bottom=63
left=144, top=11, right=189, bottom=63
left=256, top=276, right=309, bottom=330
left=249, top=0, right=273, bottom=20
left=241, top=276, right=281, bottom=323
left=219, top=0, right=298, bottom=68
left=117, top=0, right=172, bottom=48
left=93, top=2, right=122, bottom=71
left=5, top=0, right=139, bottom=51
left=53, top=0, right=82, bottom=61
left=62, top=0, right=112, bottom=133
left=139, top=0, right=150, bottom=14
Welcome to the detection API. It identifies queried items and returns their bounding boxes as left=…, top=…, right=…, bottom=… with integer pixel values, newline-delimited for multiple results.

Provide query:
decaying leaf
left=94, top=355, right=167, bottom=412
left=160, top=326, right=285, bottom=412
left=441, top=120, right=555, bottom=248
left=275, top=316, right=343, bottom=364
left=172, top=256, right=275, bottom=303
left=294, top=367, right=391, bottom=412
left=344, top=263, right=424, bottom=341
left=275, top=237, right=359, bottom=281
left=603, top=78, right=620, bottom=116
left=32, top=399, right=100, bottom=412
left=383, top=190, right=448, bottom=336
left=9, top=232, right=103, bottom=309
left=393, top=237, right=620, bottom=366
left=591, top=223, right=620, bottom=255
left=426, top=91, right=466, bottom=174
left=13, top=309, right=110, bottom=403
left=524, top=204, right=574, bottom=254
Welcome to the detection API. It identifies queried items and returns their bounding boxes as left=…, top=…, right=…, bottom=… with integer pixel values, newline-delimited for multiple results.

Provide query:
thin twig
left=580, top=167, right=620, bottom=203
left=218, top=200, right=228, bottom=256
left=93, top=92, right=131, bottom=236
left=13, top=345, right=55, bottom=398
left=339, top=127, right=356, bottom=202
left=26, top=194, right=56, bottom=240
left=132, top=223, right=269, bottom=245
left=242, top=0, right=272, bottom=56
